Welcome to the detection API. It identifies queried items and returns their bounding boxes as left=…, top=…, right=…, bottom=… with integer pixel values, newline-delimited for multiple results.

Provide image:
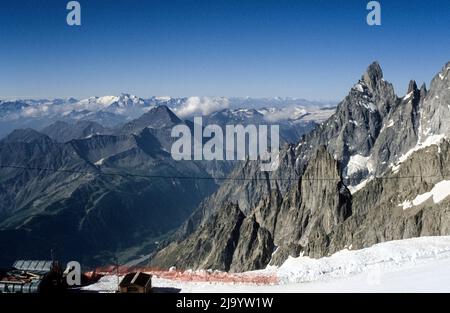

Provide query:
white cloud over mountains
left=174, top=96, right=230, bottom=117
left=262, top=106, right=308, bottom=122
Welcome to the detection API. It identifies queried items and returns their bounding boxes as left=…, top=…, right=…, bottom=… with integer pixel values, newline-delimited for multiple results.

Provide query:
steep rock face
left=229, top=214, right=274, bottom=272
left=310, top=139, right=450, bottom=259
left=163, top=144, right=298, bottom=248
left=265, top=147, right=352, bottom=263
left=149, top=61, right=450, bottom=272
left=150, top=147, right=351, bottom=270
left=150, top=204, right=261, bottom=271
left=419, top=62, right=450, bottom=140
left=149, top=203, right=275, bottom=272
left=369, top=80, right=421, bottom=176
left=270, top=123, right=450, bottom=264
left=298, top=147, right=352, bottom=237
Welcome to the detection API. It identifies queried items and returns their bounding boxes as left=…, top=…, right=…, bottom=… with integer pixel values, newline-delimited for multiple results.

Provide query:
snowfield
left=83, top=236, right=450, bottom=293
left=269, top=236, right=450, bottom=284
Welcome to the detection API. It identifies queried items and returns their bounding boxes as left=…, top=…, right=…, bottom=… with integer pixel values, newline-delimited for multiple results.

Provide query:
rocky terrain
left=0, top=98, right=327, bottom=266
left=149, top=61, right=450, bottom=272
left=0, top=106, right=218, bottom=266
left=2, top=60, right=448, bottom=273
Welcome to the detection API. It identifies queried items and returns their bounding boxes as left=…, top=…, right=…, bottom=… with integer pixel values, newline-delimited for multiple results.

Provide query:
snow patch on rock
left=403, top=92, right=413, bottom=101
left=392, top=134, right=446, bottom=173
left=95, top=158, right=106, bottom=166
left=399, top=180, right=450, bottom=210
left=348, top=176, right=373, bottom=194
left=358, top=100, right=377, bottom=112
left=347, top=154, right=372, bottom=176
left=353, top=83, right=364, bottom=93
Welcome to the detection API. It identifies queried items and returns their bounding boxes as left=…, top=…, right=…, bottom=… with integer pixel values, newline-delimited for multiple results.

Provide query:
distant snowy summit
left=0, top=94, right=337, bottom=138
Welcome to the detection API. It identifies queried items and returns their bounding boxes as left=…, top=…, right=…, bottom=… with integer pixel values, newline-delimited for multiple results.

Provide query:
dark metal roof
left=132, top=272, right=151, bottom=287
left=0, top=260, right=64, bottom=293
left=13, top=260, right=52, bottom=272
left=119, top=273, right=135, bottom=287
left=119, top=272, right=152, bottom=288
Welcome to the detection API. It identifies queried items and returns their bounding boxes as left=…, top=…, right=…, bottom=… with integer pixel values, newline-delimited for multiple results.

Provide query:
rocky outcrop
left=229, top=214, right=274, bottom=272
left=149, top=203, right=274, bottom=272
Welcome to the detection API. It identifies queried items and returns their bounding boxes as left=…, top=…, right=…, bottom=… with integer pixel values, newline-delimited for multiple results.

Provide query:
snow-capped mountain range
left=0, top=94, right=336, bottom=138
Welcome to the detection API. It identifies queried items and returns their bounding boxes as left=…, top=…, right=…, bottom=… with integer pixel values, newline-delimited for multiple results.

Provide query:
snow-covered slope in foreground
left=84, top=236, right=450, bottom=293
left=154, top=257, right=450, bottom=293
left=271, top=236, right=450, bottom=284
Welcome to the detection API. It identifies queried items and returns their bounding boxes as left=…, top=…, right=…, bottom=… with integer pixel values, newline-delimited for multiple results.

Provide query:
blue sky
left=0, top=0, right=449, bottom=100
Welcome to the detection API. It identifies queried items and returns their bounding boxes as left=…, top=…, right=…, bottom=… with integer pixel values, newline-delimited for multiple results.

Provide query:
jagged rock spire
left=420, top=82, right=427, bottom=97
left=363, top=61, right=383, bottom=91
left=407, top=80, right=418, bottom=94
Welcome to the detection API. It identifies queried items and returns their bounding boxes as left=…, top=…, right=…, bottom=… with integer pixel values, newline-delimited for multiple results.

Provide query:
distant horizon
left=1, top=0, right=449, bottom=100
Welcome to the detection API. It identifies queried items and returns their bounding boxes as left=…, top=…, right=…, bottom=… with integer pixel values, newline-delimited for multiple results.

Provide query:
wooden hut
left=119, top=272, right=152, bottom=293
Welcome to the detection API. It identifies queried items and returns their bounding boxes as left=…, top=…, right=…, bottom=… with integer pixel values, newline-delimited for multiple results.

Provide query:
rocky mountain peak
left=148, top=105, right=180, bottom=122
left=362, top=61, right=383, bottom=91
left=405, top=80, right=422, bottom=106
left=418, top=61, right=450, bottom=141
left=119, top=105, right=182, bottom=135
left=420, top=82, right=428, bottom=98
left=41, top=120, right=109, bottom=143
left=407, top=80, right=418, bottom=94
left=443, top=61, right=450, bottom=75
left=1, top=128, right=53, bottom=144
left=429, top=62, right=450, bottom=90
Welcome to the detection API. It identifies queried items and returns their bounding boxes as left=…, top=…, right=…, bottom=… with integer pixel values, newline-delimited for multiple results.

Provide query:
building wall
left=120, top=285, right=149, bottom=293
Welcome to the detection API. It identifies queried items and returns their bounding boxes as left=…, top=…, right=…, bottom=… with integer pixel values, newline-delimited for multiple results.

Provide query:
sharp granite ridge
left=148, top=61, right=450, bottom=272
